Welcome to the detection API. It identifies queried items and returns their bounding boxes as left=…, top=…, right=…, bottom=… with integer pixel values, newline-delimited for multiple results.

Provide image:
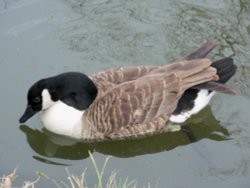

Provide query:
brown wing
left=90, top=66, right=158, bottom=96
left=182, top=42, right=239, bottom=95
left=86, top=73, right=180, bottom=138
left=89, top=42, right=218, bottom=96
left=85, top=59, right=217, bottom=138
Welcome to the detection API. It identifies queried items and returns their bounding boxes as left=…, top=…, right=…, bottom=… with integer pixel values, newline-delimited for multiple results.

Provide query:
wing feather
left=85, top=59, right=218, bottom=138
left=90, top=66, right=158, bottom=96
left=86, top=73, right=181, bottom=136
left=81, top=43, right=239, bottom=139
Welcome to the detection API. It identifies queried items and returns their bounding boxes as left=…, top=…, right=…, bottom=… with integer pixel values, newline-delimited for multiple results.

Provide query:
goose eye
left=32, top=97, right=41, bottom=103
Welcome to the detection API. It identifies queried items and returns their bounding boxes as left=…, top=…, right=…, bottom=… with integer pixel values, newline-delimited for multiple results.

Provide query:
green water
left=0, top=0, right=250, bottom=187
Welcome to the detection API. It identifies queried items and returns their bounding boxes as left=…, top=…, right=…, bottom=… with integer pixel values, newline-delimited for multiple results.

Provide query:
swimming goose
left=19, top=43, right=238, bottom=140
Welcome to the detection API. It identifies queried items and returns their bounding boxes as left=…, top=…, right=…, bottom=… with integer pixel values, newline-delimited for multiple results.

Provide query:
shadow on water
left=20, top=106, right=229, bottom=164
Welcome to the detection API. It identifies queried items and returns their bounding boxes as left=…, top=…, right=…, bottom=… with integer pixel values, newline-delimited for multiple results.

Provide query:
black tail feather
left=211, top=57, right=237, bottom=84
left=193, top=57, right=239, bottom=95
left=172, top=44, right=239, bottom=117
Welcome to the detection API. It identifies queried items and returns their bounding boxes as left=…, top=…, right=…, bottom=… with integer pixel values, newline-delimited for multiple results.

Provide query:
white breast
left=40, top=100, right=84, bottom=139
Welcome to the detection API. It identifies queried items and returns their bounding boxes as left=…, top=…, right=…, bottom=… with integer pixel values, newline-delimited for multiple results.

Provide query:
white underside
left=170, top=90, right=215, bottom=123
left=40, top=100, right=84, bottom=139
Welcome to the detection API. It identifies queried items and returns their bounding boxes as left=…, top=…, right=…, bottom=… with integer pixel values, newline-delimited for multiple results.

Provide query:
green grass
left=1, top=151, right=152, bottom=188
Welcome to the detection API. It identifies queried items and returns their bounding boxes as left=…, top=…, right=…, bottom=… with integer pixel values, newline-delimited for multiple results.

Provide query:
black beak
left=19, top=105, right=37, bottom=123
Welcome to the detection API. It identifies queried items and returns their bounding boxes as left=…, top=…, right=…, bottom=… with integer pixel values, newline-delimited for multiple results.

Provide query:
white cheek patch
left=42, top=89, right=55, bottom=110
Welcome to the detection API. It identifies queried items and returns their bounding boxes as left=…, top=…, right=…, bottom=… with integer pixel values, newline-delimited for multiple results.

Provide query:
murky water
left=1, top=0, right=250, bottom=187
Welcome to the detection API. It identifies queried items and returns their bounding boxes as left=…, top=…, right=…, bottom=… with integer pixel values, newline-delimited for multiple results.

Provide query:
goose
left=19, top=42, right=238, bottom=141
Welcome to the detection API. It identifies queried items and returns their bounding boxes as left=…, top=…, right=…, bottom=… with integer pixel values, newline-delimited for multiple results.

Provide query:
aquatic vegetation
left=0, top=152, right=152, bottom=188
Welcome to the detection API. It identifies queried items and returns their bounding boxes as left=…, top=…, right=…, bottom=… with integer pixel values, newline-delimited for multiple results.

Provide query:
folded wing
left=86, top=59, right=217, bottom=138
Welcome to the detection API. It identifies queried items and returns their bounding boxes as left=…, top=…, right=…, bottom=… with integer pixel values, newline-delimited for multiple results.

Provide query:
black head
left=19, top=79, right=46, bottom=123
left=19, top=72, right=98, bottom=123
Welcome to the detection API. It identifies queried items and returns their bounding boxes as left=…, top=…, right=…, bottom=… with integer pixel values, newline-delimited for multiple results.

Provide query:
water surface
left=0, top=0, right=250, bottom=187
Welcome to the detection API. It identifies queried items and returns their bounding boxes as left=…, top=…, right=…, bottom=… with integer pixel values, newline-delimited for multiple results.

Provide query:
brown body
left=81, top=51, right=237, bottom=140
left=83, top=59, right=218, bottom=140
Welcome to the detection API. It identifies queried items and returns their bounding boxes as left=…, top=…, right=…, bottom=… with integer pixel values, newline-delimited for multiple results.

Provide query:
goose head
left=19, top=72, right=98, bottom=125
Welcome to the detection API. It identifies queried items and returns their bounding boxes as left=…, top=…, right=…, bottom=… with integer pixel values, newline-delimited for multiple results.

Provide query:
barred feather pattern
left=82, top=59, right=218, bottom=140
left=90, top=66, right=157, bottom=97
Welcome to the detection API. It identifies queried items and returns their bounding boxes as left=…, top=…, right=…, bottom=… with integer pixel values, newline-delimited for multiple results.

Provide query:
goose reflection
left=20, top=106, right=229, bottom=163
